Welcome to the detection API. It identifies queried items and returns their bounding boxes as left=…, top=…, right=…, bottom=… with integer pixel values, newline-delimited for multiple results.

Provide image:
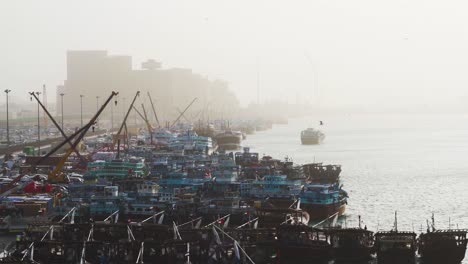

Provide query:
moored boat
left=276, top=224, right=332, bottom=263
left=215, top=130, right=242, bottom=150
left=299, top=184, right=347, bottom=220
left=326, top=217, right=374, bottom=262
left=418, top=216, right=467, bottom=263
left=374, top=213, right=417, bottom=264
left=303, top=163, right=342, bottom=184
left=375, top=230, right=417, bottom=263
left=418, top=229, right=467, bottom=263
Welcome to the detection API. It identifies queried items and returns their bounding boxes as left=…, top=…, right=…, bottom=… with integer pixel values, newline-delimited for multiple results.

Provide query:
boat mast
left=431, top=213, right=435, bottom=232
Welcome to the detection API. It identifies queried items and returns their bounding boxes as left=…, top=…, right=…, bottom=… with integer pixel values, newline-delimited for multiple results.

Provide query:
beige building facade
left=57, top=50, right=239, bottom=125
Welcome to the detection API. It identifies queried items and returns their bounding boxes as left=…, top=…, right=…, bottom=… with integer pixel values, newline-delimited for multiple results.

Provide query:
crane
left=29, top=92, right=85, bottom=163
left=171, top=98, right=198, bottom=128
left=48, top=91, right=118, bottom=183
left=147, top=92, right=160, bottom=128
left=113, top=91, right=140, bottom=150
left=1, top=92, right=118, bottom=194
left=141, top=103, right=154, bottom=144
left=132, top=104, right=154, bottom=144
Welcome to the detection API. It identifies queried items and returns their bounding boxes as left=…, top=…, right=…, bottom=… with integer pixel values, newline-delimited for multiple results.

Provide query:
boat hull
left=419, top=246, right=466, bottom=263
left=377, top=250, right=415, bottom=264
left=301, top=203, right=346, bottom=220
left=215, top=135, right=242, bottom=145
left=301, top=136, right=324, bottom=145
left=277, top=245, right=332, bottom=262
left=334, top=247, right=373, bottom=262
left=217, top=143, right=241, bottom=150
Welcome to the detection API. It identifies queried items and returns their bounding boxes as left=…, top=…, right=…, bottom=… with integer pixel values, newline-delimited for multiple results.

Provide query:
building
left=57, top=50, right=239, bottom=126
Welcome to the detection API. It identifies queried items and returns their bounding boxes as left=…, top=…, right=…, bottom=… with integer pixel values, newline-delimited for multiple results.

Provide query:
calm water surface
left=244, top=113, right=468, bottom=262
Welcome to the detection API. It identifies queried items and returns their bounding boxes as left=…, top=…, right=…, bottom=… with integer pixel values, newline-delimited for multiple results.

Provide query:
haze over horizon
left=2, top=0, right=468, bottom=110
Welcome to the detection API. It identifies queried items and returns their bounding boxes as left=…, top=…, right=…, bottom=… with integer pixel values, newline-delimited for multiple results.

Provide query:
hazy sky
left=1, top=0, right=468, bottom=108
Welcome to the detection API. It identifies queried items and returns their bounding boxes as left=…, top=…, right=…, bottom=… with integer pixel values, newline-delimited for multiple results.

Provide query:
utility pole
left=80, top=95, right=84, bottom=127
left=35, top=91, right=42, bottom=155
left=60, top=93, right=65, bottom=130
left=4, top=89, right=11, bottom=146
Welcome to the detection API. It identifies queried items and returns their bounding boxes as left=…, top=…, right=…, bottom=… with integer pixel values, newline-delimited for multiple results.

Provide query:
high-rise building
left=57, top=50, right=238, bottom=124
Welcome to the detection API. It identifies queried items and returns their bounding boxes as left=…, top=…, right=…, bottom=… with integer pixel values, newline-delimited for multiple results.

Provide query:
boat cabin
left=374, top=231, right=417, bottom=263
left=418, top=229, right=468, bottom=263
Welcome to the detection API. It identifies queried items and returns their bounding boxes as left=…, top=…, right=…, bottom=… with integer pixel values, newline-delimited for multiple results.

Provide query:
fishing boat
left=327, top=216, right=374, bottom=262
left=281, top=157, right=306, bottom=180
left=234, top=147, right=259, bottom=166
left=244, top=174, right=302, bottom=208
left=150, top=157, right=170, bottom=177
left=375, top=231, right=417, bottom=263
left=158, top=171, right=209, bottom=192
left=84, top=157, right=146, bottom=182
left=202, top=157, right=241, bottom=196
left=194, top=123, right=216, bottom=138
left=241, top=165, right=271, bottom=180
left=215, top=130, right=242, bottom=150
left=169, top=130, right=214, bottom=154
left=255, top=200, right=310, bottom=228
left=153, top=129, right=176, bottom=146
left=200, top=191, right=254, bottom=225
left=300, top=128, right=325, bottom=145
left=303, top=163, right=342, bottom=184
left=419, top=229, right=467, bottom=263
left=374, top=213, right=417, bottom=263
left=276, top=224, right=333, bottom=262
left=299, top=184, right=347, bottom=220
left=418, top=215, right=467, bottom=263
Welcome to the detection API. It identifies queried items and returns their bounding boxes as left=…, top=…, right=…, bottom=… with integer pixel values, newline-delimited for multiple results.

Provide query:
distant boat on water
left=301, top=128, right=325, bottom=145
left=215, top=130, right=242, bottom=150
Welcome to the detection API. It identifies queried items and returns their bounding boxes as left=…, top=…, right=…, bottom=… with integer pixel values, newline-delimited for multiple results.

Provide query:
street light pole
left=60, top=93, right=65, bottom=130
left=4, top=89, right=11, bottom=146
left=35, top=91, right=41, bottom=155
left=80, top=95, right=84, bottom=127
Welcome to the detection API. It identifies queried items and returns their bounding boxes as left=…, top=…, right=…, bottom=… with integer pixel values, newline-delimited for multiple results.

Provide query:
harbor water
left=244, top=113, right=468, bottom=263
